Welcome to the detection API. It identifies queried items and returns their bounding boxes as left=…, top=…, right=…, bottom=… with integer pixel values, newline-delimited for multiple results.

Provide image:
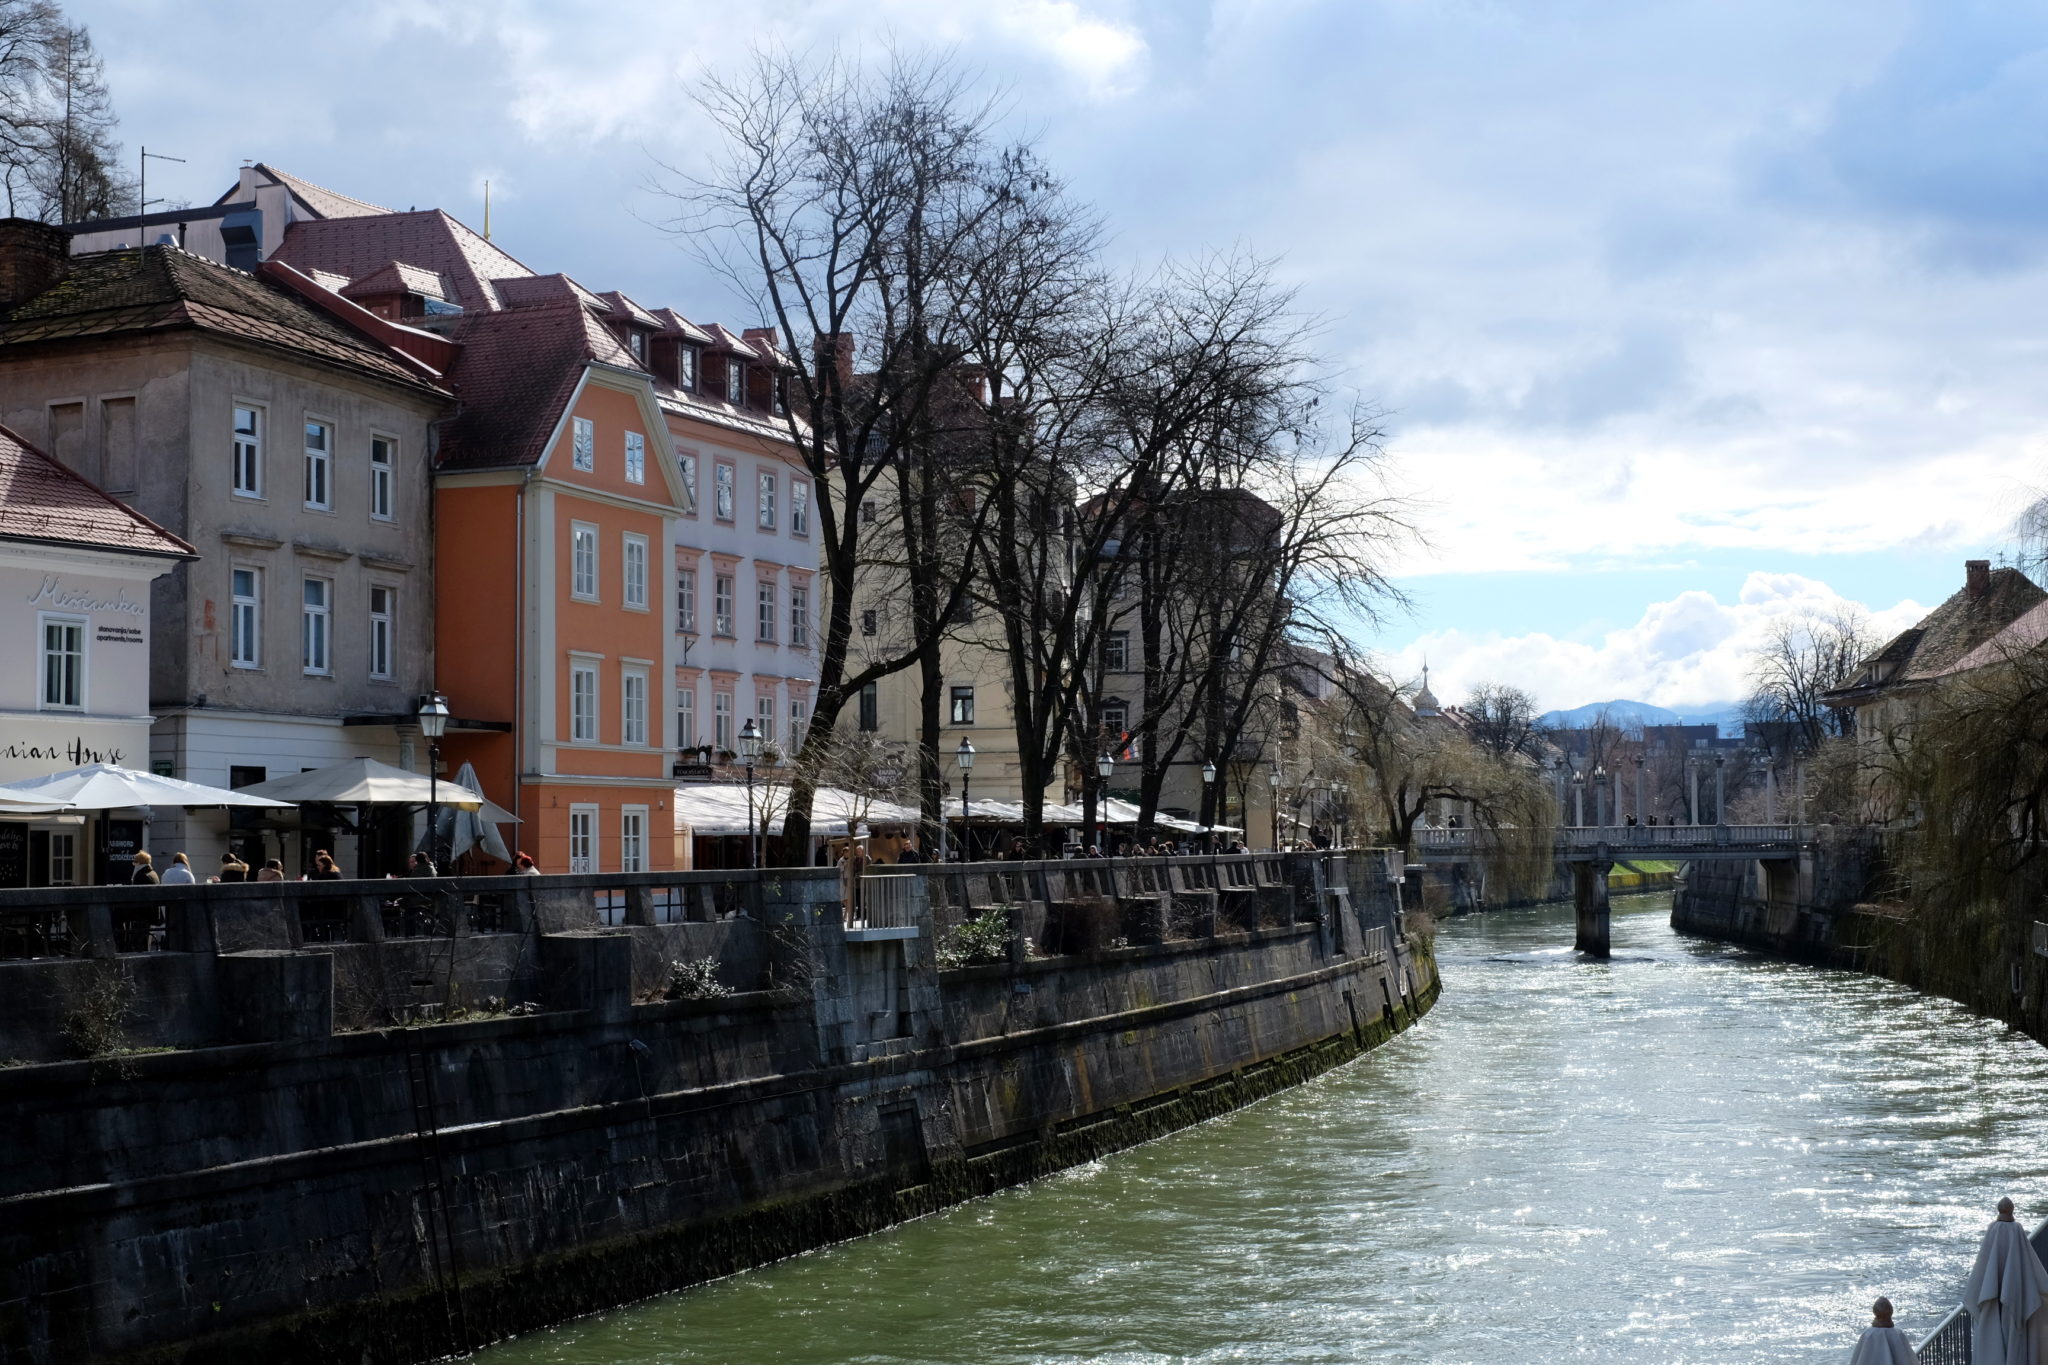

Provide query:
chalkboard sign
left=98, top=819, right=143, bottom=885
left=0, top=823, right=25, bottom=888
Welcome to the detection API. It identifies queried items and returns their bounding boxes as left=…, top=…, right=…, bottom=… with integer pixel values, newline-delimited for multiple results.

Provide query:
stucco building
left=0, top=423, right=193, bottom=885
left=0, top=220, right=452, bottom=874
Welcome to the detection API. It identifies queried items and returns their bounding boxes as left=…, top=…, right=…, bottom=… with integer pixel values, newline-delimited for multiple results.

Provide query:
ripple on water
left=473, top=895, right=2048, bottom=1365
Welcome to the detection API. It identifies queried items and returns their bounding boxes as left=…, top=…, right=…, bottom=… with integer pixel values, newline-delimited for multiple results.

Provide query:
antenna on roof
left=483, top=179, right=490, bottom=240
left=138, top=146, right=186, bottom=218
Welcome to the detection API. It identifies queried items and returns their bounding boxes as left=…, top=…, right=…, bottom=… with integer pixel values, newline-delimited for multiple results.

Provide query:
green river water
left=476, top=894, right=2048, bottom=1363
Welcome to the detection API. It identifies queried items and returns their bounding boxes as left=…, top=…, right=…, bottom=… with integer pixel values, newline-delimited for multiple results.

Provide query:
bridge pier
left=1573, top=860, right=1612, bottom=958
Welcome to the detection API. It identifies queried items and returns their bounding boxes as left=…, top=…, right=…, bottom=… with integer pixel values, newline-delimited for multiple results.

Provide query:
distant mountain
left=1539, top=699, right=1744, bottom=735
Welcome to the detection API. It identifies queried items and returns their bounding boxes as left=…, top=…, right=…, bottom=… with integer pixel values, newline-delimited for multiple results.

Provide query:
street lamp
left=1333, top=778, right=1349, bottom=847
left=1202, top=759, right=1219, bottom=849
left=417, top=691, right=449, bottom=873
left=1571, top=769, right=1586, bottom=828
left=1633, top=753, right=1646, bottom=828
left=1268, top=769, right=1281, bottom=851
left=957, top=737, right=976, bottom=861
left=1096, top=751, right=1114, bottom=855
left=739, top=718, right=762, bottom=868
left=1593, top=764, right=1606, bottom=829
left=1713, top=752, right=1727, bottom=827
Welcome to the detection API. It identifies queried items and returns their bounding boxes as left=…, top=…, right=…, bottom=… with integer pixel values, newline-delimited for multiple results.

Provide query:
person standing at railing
left=838, top=837, right=870, bottom=927
left=1845, top=1298, right=1914, bottom=1364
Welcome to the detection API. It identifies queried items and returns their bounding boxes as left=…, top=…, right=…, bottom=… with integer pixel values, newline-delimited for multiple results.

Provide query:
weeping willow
left=1895, top=642, right=2048, bottom=922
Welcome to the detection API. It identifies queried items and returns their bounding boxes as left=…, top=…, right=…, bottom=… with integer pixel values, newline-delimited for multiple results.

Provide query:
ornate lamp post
left=417, top=691, right=449, bottom=873
left=738, top=718, right=762, bottom=868
left=1714, top=752, right=1727, bottom=826
left=957, top=737, right=976, bottom=861
left=1593, top=763, right=1607, bottom=829
left=1633, top=753, right=1646, bottom=827
left=1202, top=759, right=1218, bottom=849
left=1572, top=769, right=1586, bottom=828
left=1096, top=750, right=1114, bottom=854
left=1687, top=755, right=1701, bottom=826
left=1268, top=769, right=1281, bottom=850
left=1333, top=778, right=1349, bottom=847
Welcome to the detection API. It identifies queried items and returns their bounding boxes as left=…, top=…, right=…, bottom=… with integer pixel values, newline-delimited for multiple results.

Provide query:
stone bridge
left=1415, top=824, right=1827, bottom=958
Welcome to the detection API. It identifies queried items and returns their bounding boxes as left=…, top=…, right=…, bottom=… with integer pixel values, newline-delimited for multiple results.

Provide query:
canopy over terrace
left=234, top=758, right=493, bottom=811
left=0, top=763, right=291, bottom=811
left=674, top=785, right=925, bottom=865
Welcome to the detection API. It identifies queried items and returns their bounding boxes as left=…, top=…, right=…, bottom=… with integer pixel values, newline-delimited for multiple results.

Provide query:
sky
left=71, top=0, right=2046, bottom=711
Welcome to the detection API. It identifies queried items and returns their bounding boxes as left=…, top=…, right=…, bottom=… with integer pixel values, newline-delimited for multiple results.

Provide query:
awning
left=236, top=757, right=487, bottom=810
left=0, top=763, right=292, bottom=811
left=673, top=783, right=923, bottom=838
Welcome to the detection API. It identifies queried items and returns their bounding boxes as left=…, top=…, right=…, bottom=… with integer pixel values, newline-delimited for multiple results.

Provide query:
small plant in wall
left=61, top=959, right=136, bottom=1065
left=664, top=957, right=733, bottom=1001
left=936, top=906, right=1012, bottom=970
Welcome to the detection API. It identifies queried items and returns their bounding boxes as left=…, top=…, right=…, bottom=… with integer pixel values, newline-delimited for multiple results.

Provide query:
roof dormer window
left=727, top=358, right=746, bottom=405
left=679, top=345, right=698, bottom=392
left=628, top=330, right=647, bottom=362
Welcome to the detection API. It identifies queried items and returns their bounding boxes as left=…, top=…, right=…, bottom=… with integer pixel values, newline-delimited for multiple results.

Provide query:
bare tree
left=1744, top=608, right=1875, bottom=753
left=0, top=4, right=128, bottom=221
left=1464, top=682, right=1542, bottom=760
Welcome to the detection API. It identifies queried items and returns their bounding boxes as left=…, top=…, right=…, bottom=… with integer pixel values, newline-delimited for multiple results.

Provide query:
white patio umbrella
left=0, top=763, right=291, bottom=810
left=1964, top=1199, right=2048, bottom=1365
left=234, top=757, right=486, bottom=809
left=429, top=761, right=515, bottom=864
left=1845, top=1298, right=1915, bottom=1365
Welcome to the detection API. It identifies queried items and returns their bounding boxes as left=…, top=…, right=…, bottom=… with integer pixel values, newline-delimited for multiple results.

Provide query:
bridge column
left=1573, top=859, right=1612, bottom=959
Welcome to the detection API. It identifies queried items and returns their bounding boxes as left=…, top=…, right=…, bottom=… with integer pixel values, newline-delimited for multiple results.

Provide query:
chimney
left=1966, top=558, right=1991, bottom=600
left=813, top=330, right=854, bottom=389
left=0, top=218, right=71, bottom=312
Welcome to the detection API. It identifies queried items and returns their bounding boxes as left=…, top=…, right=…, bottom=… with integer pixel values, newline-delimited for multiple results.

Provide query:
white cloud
left=1387, top=572, right=1930, bottom=713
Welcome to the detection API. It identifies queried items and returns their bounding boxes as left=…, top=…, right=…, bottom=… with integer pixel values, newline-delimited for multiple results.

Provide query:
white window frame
left=570, top=658, right=600, bottom=743
left=727, top=358, right=745, bottom=404
left=714, top=691, right=733, bottom=752
left=677, top=567, right=696, bottom=632
left=369, top=434, right=396, bottom=521
left=714, top=574, right=735, bottom=637
left=368, top=584, right=395, bottom=681
left=714, top=462, right=735, bottom=521
left=1105, top=631, right=1129, bottom=672
left=790, top=584, right=810, bottom=649
left=680, top=347, right=698, bottom=392
left=756, top=695, right=776, bottom=746
left=622, top=533, right=649, bottom=611
left=568, top=804, right=597, bottom=874
left=679, top=453, right=698, bottom=511
left=231, top=566, right=261, bottom=669
left=950, top=685, right=974, bottom=726
left=620, top=805, right=648, bottom=873
left=789, top=697, right=808, bottom=751
left=570, top=522, right=599, bottom=601
left=758, top=470, right=777, bottom=530
left=622, top=666, right=649, bottom=746
left=303, top=419, right=332, bottom=511
left=756, top=580, right=776, bottom=642
left=302, top=576, right=332, bottom=676
left=38, top=613, right=86, bottom=711
left=232, top=404, right=263, bottom=499
left=791, top=480, right=809, bottom=536
left=625, top=430, right=645, bottom=485
left=572, top=416, right=595, bottom=472
left=677, top=684, right=696, bottom=749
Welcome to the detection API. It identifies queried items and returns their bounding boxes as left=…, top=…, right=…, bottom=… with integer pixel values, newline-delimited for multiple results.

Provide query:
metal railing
left=855, top=873, right=918, bottom=931
left=1414, top=824, right=1813, bottom=852
left=1910, top=1217, right=2048, bottom=1360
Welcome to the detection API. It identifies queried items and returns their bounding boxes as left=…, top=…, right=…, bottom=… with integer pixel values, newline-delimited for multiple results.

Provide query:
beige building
left=0, top=221, right=451, bottom=874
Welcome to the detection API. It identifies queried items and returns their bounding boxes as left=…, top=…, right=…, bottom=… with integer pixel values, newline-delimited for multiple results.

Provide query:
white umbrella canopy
left=236, top=757, right=486, bottom=809
left=428, top=761, right=515, bottom=865
left=1964, top=1201, right=2048, bottom=1365
left=1845, top=1298, right=1915, bottom=1365
left=0, top=763, right=291, bottom=810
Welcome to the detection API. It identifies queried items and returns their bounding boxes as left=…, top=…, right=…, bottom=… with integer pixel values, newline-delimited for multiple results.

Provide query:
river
left=476, top=893, right=2048, bottom=1364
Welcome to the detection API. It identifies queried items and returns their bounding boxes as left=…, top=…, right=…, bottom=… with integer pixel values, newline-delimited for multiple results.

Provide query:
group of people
left=124, top=848, right=542, bottom=884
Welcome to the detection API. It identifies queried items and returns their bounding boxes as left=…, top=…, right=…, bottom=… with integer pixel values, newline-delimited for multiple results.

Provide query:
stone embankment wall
left=0, top=852, right=1435, bottom=1365
left=1669, top=830, right=2048, bottom=1042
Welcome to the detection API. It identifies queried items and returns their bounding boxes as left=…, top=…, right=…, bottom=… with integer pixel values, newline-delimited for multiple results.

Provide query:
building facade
left=0, top=222, right=450, bottom=875
left=0, top=424, right=194, bottom=885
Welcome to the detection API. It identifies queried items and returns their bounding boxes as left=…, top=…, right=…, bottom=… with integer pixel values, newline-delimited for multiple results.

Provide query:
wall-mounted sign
left=25, top=574, right=146, bottom=617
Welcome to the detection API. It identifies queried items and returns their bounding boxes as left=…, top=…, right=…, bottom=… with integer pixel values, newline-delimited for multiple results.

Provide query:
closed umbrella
left=0, top=763, right=290, bottom=809
left=430, top=762, right=514, bottom=865
left=1964, top=1199, right=2048, bottom=1365
left=1845, top=1298, right=1915, bottom=1365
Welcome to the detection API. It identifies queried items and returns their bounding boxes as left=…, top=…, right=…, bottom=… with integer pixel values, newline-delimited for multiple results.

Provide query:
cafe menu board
left=0, top=823, right=24, bottom=888
left=98, top=820, right=143, bottom=884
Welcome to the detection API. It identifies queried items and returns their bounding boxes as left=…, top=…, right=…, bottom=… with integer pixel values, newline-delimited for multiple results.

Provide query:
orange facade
left=434, top=372, right=684, bottom=873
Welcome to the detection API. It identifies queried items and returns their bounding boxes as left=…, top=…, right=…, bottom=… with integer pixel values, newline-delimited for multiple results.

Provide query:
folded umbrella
left=1965, top=1199, right=2048, bottom=1365
left=1845, top=1298, right=1915, bottom=1365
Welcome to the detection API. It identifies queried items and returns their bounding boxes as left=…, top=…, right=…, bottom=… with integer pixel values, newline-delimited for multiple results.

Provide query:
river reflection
left=477, top=895, right=2048, bottom=1364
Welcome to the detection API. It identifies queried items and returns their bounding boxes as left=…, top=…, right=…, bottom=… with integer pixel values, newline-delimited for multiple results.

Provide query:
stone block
left=539, top=931, right=633, bottom=1020
left=217, top=950, right=332, bottom=1044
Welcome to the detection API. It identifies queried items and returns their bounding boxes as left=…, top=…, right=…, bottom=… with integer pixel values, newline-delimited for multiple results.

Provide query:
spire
left=1413, top=663, right=1441, bottom=718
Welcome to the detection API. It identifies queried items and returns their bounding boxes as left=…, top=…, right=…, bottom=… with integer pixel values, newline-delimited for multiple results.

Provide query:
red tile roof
left=276, top=210, right=535, bottom=313
left=0, top=246, right=447, bottom=396
left=339, top=261, right=453, bottom=301
left=0, top=424, right=193, bottom=558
